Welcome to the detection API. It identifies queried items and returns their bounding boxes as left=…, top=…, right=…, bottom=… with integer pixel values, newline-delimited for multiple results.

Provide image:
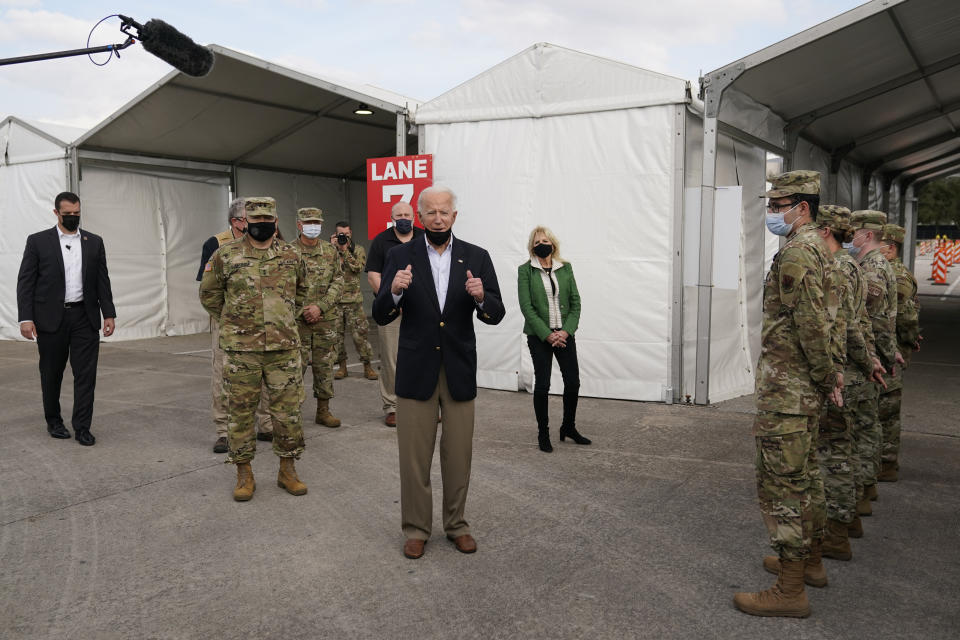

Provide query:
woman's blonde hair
left=527, top=226, right=563, bottom=261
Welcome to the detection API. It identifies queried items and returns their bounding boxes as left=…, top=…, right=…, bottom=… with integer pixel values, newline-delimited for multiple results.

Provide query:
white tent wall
left=77, top=164, right=229, bottom=340
left=681, top=112, right=767, bottom=403
left=0, top=160, right=68, bottom=339
left=0, top=118, right=72, bottom=340
left=421, top=103, right=679, bottom=401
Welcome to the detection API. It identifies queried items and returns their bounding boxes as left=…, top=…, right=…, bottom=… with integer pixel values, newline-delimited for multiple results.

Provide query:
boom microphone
left=120, top=15, right=214, bottom=77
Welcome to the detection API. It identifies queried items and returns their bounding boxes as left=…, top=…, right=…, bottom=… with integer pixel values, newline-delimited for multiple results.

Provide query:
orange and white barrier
left=932, top=246, right=948, bottom=284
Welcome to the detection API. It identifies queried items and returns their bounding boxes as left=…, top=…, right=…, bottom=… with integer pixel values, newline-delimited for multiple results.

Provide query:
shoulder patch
left=204, top=261, right=212, bottom=272
left=779, top=261, right=808, bottom=307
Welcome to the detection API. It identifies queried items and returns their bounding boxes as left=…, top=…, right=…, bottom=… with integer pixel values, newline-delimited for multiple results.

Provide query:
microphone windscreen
left=139, top=19, right=214, bottom=77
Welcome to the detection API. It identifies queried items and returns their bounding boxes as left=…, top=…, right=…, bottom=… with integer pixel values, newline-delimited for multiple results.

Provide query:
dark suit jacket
left=17, top=227, right=116, bottom=333
left=373, top=235, right=505, bottom=401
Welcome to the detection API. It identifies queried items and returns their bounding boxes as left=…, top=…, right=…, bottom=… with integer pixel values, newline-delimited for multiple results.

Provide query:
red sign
left=366, top=154, right=433, bottom=239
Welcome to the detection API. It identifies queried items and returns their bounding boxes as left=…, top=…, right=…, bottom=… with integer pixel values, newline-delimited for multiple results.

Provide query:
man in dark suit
left=373, top=185, right=505, bottom=559
left=17, top=192, right=116, bottom=446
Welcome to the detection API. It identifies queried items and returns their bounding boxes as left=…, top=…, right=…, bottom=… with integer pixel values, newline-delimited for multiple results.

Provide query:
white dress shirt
left=392, top=235, right=454, bottom=311
left=58, top=224, right=83, bottom=303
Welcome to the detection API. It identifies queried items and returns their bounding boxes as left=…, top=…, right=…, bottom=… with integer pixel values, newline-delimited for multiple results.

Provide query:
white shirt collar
left=425, top=233, right=453, bottom=254
left=530, top=256, right=562, bottom=271
left=56, top=224, right=80, bottom=239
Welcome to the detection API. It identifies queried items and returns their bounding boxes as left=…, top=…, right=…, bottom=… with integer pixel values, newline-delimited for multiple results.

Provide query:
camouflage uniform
left=851, top=211, right=898, bottom=490
left=880, top=224, right=920, bottom=469
left=295, top=209, right=344, bottom=403
left=335, top=241, right=375, bottom=364
left=199, top=198, right=308, bottom=464
left=753, top=172, right=838, bottom=562
left=816, top=206, right=877, bottom=525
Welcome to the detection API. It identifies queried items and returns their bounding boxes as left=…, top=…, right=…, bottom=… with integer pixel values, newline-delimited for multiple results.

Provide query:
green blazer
left=517, top=259, right=581, bottom=341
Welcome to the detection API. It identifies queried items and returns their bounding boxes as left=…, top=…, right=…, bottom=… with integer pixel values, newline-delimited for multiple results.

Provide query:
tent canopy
left=414, top=42, right=688, bottom=124
left=706, top=0, right=960, bottom=189
left=76, top=45, right=421, bottom=179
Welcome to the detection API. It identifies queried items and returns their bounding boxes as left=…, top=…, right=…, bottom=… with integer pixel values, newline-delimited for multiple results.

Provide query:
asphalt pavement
left=1, top=297, right=958, bottom=639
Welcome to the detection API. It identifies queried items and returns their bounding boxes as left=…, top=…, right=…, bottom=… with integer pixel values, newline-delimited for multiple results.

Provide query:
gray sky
left=1, top=0, right=866, bottom=129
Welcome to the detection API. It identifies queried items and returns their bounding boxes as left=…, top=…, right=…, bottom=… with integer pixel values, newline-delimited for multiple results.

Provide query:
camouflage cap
left=763, top=170, right=820, bottom=198
left=882, top=223, right=905, bottom=244
left=297, top=207, right=324, bottom=222
left=818, top=204, right=851, bottom=231
left=849, top=210, right=887, bottom=230
left=244, top=197, right=277, bottom=218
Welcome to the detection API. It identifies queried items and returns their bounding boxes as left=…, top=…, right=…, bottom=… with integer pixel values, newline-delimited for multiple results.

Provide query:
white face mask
left=301, top=223, right=322, bottom=238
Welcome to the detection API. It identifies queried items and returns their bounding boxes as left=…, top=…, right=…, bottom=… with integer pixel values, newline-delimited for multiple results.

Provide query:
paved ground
left=1, top=298, right=958, bottom=640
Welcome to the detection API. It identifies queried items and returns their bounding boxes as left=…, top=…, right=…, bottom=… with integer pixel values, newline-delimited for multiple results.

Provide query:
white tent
left=413, top=43, right=769, bottom=403
left=0, top=117, right=85, bottom=340
left=3, top=45, right=419, bottom=342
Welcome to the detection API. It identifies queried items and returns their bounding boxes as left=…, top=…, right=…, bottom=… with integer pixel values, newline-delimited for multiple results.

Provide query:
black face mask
left=533, top=243, right=552, bottom=259
left=247, top=221, right=276, bottom=242
left=60, top=215, right=80, bottom=232
left=425, top=228, right=451, bottom=246
left=394, top=219, right=413, bottom=234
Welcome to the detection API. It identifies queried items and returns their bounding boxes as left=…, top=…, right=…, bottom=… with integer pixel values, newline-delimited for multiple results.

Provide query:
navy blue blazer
left=372, top=235, right=505, bottom=401
left=17, top=227, right=116, bottom=333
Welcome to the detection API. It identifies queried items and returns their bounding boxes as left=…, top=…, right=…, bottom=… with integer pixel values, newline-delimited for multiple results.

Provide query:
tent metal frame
left=694, top=0, right=960, bottom=404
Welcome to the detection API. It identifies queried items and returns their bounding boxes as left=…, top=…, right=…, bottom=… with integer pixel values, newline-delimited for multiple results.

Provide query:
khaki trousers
left=210, top=317, right=272, bottom=437
left=377, top=321, right=400, bottom=413
left=397, top=365, right=474, bottom=540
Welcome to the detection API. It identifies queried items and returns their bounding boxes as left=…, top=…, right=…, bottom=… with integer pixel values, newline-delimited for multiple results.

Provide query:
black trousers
left=36, top=306, right=100, bottom=431
left=527, top=334, right=580, bottom=430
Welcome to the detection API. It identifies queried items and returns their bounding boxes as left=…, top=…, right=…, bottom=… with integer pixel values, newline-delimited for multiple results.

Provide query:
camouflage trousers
left=335, top=301, right=374, bottom=363
left=299, top=317, right=340, bottom=401
left=880, top=376, right=903, bottom=467
left=848, top=381, right=881, bottom=488
left=817, top=398, right=856, bottom=524
left=754, top=411, right=825, bottom=561
left=223, top=349, right=304, bottom=464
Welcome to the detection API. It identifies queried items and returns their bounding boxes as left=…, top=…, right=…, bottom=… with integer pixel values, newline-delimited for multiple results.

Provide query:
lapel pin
left=457, top=259, right=463, bottom=263
left=83, top=236, right=88, bottom=240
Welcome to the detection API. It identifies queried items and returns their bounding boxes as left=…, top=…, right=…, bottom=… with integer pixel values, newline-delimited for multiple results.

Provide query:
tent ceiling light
left=354, top=103, right=374, bottom=116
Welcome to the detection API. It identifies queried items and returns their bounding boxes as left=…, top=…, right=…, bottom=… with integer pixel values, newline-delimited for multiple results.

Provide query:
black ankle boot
left=537, top=428, right=553, bottom=453
left=559, top=424, right=591, bottom=445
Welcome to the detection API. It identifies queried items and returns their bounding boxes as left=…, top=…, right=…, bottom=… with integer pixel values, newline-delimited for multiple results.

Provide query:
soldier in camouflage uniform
left=199, top=197, right=310, bottom=501
left=848, top=211, right=899, bottom=520
left=295, top=208, right=345, bottom=428
left=735, top=171, right=843, bottom=619
left=331, top=221, right=378, bottom=381
left=878, top=224, right=920, bottom=482
left=810, top=206, right=886, bottom=561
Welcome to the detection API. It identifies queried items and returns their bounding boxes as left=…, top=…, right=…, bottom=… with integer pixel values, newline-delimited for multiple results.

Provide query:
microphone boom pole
left=0, top=39, right=136, bottom=67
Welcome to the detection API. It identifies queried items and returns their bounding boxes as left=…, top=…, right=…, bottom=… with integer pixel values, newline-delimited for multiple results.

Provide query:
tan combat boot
left=277, top=457, right=307, bottom=495
left=762, top=540, right=828, bottom=587
left=334, top=360, right=348, bottom=379
left=734, top=558, right=811, bottom=618
left=877, top=461, right=899, bottom=482
left=363, top=362, right=379, bottom=380
left=864, top=484, right=879, bottom=501
left=822, top=519, right=852, bottom=561
left=857, top=490, right=873, bottom=516
left=848, top=515, right=864, bottom=538
left=233, top=462, right=255, bottom=502
left=315, top=399, right=341, bottom=428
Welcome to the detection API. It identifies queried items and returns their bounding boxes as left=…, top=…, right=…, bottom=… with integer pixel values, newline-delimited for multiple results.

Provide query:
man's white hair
left=417, top=185, right=457, bottom=213
left=228, top=198, right=245, bottom=222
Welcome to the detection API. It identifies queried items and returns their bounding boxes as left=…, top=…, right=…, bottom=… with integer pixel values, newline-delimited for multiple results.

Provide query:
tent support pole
left=695, top=115, right=718, bottom=405
left=669, top=103, right=686, bottom=404
left=695, top=64, right=741, bottom=405
left=68, top=146, right=79, bottom=193
left=396, top=111, right=407, bottom=156
left=903, top=184, right=917, bottom=271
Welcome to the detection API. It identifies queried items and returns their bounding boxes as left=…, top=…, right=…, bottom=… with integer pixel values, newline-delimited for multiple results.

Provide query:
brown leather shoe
left=384, top=412, right=396, bottom=427
left=449, top=534, right=477, bottom=554
left=403, top=538, right=426, bottom=559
